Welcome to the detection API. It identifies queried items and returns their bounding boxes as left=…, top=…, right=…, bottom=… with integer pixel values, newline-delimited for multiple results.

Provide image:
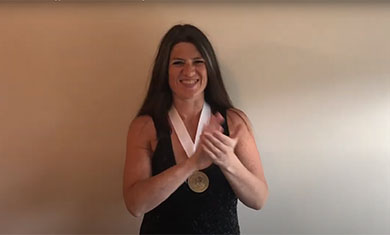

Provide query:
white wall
left=0, top=2, right=389, bottom=234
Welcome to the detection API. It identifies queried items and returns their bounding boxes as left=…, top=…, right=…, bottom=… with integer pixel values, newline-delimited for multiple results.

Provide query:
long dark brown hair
left=137, top=24, right=233, bottom=136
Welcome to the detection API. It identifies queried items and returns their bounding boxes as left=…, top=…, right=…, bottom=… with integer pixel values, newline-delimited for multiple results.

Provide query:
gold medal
left=188, top=171, right=209, bottom=193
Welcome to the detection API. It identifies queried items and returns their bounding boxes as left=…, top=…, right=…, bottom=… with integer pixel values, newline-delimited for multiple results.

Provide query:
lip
left=180, top=79, right=199, bottom=83
left=179, top=79, right=200, bottom=88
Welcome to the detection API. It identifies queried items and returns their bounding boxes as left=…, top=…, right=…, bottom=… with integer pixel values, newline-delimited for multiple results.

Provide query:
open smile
left=179, top=79, right=200, bottom=86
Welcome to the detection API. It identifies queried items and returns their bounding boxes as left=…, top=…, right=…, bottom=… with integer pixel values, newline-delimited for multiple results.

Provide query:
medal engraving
left=188, top=171, right=209, bottom=193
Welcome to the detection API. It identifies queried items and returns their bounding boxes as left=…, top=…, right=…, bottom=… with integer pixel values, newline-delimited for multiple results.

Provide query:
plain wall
left=0, top=1, right=389, bottom=234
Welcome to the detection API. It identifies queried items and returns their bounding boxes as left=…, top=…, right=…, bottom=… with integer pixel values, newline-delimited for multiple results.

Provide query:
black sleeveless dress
left=140, top=110, right=240, bottom=234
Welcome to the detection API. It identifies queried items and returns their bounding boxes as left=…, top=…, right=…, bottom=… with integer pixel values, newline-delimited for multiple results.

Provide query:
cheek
left=201, top=68, right=208, bottom=83
left=168, top=69, right=179, bottom=90
left=168, top=68, right=175, bottom=80
left=169, top=67, right=179, bottom=79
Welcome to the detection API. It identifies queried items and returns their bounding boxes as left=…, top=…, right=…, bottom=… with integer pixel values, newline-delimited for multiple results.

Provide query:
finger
left=212, top=131, right=236, bottom=147
left=204, top=134, right=228, bottom=155
left=209, top=115, right=221, bottom=127
left=202, top=125, right=211, bottom=134
left=203, top=116, right=223, bottom=134
left=214, top=112, right=225, bottom=125
left=203, top=134, right=224, bottom=156
left=202, top=142, right=218, bottom=161
left=209, top=114, right=224, bottom=133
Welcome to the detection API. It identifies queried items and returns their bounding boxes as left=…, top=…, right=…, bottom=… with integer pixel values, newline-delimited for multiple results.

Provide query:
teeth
left=181, top=79, right=198, bottom=85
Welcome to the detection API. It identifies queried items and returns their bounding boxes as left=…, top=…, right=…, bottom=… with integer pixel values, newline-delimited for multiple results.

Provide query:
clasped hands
left=191, top=112, right=239, bottom=170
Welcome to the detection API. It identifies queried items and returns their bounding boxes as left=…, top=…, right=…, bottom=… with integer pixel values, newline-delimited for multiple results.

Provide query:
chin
left=175, top=91, right=205, bottom=100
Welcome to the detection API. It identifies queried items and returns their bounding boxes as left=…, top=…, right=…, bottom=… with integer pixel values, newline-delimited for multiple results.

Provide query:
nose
left=183, top=62, right=196, bottom=77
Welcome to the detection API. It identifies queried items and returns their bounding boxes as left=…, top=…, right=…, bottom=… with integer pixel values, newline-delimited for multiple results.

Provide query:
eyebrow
left=171, top=57, right=204, bottom=61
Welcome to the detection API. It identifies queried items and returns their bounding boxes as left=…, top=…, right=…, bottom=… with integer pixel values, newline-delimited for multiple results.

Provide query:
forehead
left=170, top=42, right=202, bottom=59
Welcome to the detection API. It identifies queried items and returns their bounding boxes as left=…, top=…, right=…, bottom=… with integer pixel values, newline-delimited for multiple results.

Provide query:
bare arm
left=201, top=109, right=269, bottom=210
left=123, top=116, right=198, bottom=217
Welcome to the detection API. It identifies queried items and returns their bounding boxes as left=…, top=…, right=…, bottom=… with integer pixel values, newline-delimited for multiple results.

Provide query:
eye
left=194, top=60, right=205, bottom=64
left=171, top=60, right=184, bottom=65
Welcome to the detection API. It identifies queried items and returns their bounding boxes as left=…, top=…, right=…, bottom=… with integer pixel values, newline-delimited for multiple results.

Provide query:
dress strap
left=151, top=115, right=170, bottom=140
left=219, top=108, right=230, bottom=136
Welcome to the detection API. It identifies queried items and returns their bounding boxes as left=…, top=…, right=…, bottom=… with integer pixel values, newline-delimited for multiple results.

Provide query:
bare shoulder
left=128, top=115, right=156, bottom=143
left=226, top=108, right=253, bottom=136
left=129, top=115, right=154, bottom=131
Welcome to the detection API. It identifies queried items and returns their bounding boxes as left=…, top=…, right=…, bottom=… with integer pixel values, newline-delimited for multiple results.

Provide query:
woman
left=123, top=24, right=268, bottom=234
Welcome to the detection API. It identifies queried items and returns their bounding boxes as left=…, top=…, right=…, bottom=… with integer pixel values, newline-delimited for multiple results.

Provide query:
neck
left=172, top=96, right=205, bottom=121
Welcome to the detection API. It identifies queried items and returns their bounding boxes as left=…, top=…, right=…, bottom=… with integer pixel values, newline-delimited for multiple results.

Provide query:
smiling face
left=168, top=42, right=208, bottom=101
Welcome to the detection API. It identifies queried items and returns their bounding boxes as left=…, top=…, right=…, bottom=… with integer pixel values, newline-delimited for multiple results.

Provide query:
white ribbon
left=168, top=102, right=211, bottom=158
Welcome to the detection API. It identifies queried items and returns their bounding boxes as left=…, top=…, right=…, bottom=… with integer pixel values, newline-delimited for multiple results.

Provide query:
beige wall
left=1, top=2, right=389, bottom=234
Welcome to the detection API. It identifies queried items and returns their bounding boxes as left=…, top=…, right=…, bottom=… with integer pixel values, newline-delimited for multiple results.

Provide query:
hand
left=190, top=112, right=225, bottom=170
left=203, top=112, right=224, bottom=134
left=201, top=129, right=239, bottom=170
